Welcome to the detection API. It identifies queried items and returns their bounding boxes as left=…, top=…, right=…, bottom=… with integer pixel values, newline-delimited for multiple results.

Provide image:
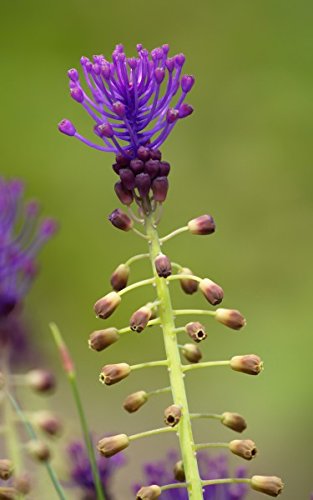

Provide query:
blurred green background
left=1, top=0, right=312, bottom=498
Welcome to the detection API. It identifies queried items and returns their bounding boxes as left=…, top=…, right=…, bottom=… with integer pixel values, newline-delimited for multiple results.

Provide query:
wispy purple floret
left=135, top=451, right=248, bottom=499
left=59, top=44, right=194, bottom=158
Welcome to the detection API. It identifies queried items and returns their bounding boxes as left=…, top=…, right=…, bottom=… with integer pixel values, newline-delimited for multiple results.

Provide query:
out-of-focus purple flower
left=67, top=439, right=125, bottom=500
left=135, top=451, right=248, bottom=499
left=59, top=44, right=194, bottom=158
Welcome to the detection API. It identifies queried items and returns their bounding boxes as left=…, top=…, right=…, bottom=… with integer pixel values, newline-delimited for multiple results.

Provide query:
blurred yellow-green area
left=1, top=0, right=312, bottom=498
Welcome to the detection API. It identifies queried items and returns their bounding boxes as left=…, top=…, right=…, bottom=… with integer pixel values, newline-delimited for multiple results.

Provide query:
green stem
left=201, top=478, right=251, bottom=487
left=173, top=309, right=216, bottom=317
left=167, top=274, right=202, bottom=284
left=118, top=317, right=161, bottom=335
left=145, top=214, right=204, bottom=500
left=130, top=360, right=168, bottom=371
left=161, top=482, right=188, bottom=491
left=183, top=360, right=230, bottom=372
left=195, top=442, right=229, bottom=451
left=129, top=426, right=175, bottom=442
left=190, top=413, right=221, bottom=421
left=147, top=386, right=171, bottom=398
left=118, top=277, right=155, bottom=296
left=160, top=226, right=189, bottom=243
left=125, top=253, right=149, bottom=266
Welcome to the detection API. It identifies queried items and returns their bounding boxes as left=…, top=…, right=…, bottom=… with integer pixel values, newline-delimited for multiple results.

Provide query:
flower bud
left=182, top=343, right=202, bottom=363
left=110, top=263, right=130, bottom=291
left=185, top=322, right=207, bottom=343
left=199, top=278, right=224, bottom=306
left=99, top=363, right=130, bottom=385
left=14, top=473, right=31, bottom=495
left=26, top=441, right=51, bottom=462
left=88, top=328, right=119, bottom=351
left=179, top=267, right=198, bottom=295
left=0, top=460, right=14, bottom=480
left=144, top=159, right=160, bottom=179
left=33, top=411, right=62, bottom=437
left=229, top=439, right=257, bottom=460
left=26, top=369, right=56, bottom=394
left=130, top=306, right=152, bottom=333
left=109, top=208, right=133, bottom=231
left=188, top=214, right=215, bottom=235
left=251, top=475, right=284, bottom=497
left=154, top=254, right=172, bottom=278
left=130, top=159, right=144, bottom=174
left=97, top=434, right=129, bottom=457
left=151, top=176, right=169, bottom=202
left=58, top=119, right=76, bottom=136
left=230, top=355, right=263, bottom=375
left=215, top=308, right=246, bottom=330
left=120, top=168, right=136, bottom=190
left=137, top=146, right=150, bottom=162
left=221, top=412, right=247, bottom=433
left=135, top=173, right=151, bottom=198
left=94, top=291, right=121, bottom=319
left=123, top=390, right=148, bottom=413
left=136, top=485, right=162, bottom=499
left=159, top=161, right=170, bottom=176
left=173, top=460, right=185, bottom=481
left=164, top=405, right=182, bottom=427
left=114, top=182, right=134, bottom=206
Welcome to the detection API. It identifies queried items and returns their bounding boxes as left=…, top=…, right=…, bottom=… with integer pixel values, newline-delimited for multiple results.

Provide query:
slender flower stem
left=147, top=386, right=171, bottom=398
left=173, top=309, right=216, bottom=318
left=167, top=274, right=202, bottom=284
left=195, top=442, right=229, bottom=451
left=201, top=478, right=252, bottom=487
left=145, top=214, right=204, bottom=500
left=132, top=227, right=149, bottom=239
left=118, top=317, right=161, bottom=334
left=161, top=482, right=189, bottom=492
left=130, top=360, right=168, bottom=371
left=118, top=277, right=155, bottom=296
left=171, top=261, right=183, bottom=271
left=160, top=226, right=189, bottom=243
left=173, top=327, right=186, bottom=334
left=190, top=413, right=222, bottom=421
left=50, top=323, right=106, bottom=500
left=183, top=360, right=230, bottom=372
left=129, top=426, right=175, bottom=442
left=125, top=253, right=149, bottom=266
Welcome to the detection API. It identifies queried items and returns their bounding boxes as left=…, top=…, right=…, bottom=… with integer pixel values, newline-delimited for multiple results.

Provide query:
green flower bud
left=26, top=441, right=51, bottom=462
left=173, top=460, right=185, bottom=481
left=182, top=343, right=202, bottom=363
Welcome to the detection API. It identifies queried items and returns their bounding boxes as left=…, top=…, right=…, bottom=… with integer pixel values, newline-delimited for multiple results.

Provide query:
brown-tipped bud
left=14, top=473, right=31, bottom=495
left=185, top=322, right=207, bottom=343
left=97, top=434, right=129, bottom=457
left=199, top=278, right=224, bottom=306
left=0, top=372, right=5, bottom=389
left=221, top=412, right=247, bottom=433
left=88, top=328, right=119, bottom=351
left=154, top=254, right=172, bottom=278
left=26, top=441, right=51, bottom=462
left=173, top=460, right=185, bottom=482
left=26, top=369, right=56, bottom=394
left=94, top=291, right=121, bottom=319
left=123, top=390, right=148, bottom=413
left=230, top=355, right=263, bottom=375
left=182, top=343, right=202, bottom=363
left=251, top=475, right=284, bottom=497
left=179, top=267, right=198, bottom=295
left=0, top=487, right=16, bottom=499
left=164, top=404, right=182, bottom=427
left=99, top=363, right=130, bottom=385
left=130, top=306, right=152, bottom=333
left=229, top=439, right=257, bottom=460
left=0, top=460, right=14, bottom=480
left=108, top=208, right=133, bottom=231
left=33, top=411, right=63, bottom=437
left=188, top=214, right=215, bottom=235
left=215, top=308, right=246, bottom=330
left=136, top=485, right=162, bottom=499
left=110, top=263, right=130, bottom=291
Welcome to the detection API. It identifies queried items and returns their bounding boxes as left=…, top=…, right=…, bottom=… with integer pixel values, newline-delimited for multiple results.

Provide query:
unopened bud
left=188, top=214, right=215, bottom=235
left=164, top=405, right=182, bottom=427
left=199, top=278, right=224, bottom=306
left=14, top=473, right=31, bottom=495
left=26, top=370, right=56, bottom=394
left=0, top=460, right=13, bottom=480
left=97, top=434, right=129, bottom=457
left=27, top=441, right=51, bottom=462
left=136, top=485, right=162, bottom=499
left=130, top=306, right=152, bottom=333
left=108, top=208, right=133, bottom=231
left=229, top=439, right=257, bottom=460
left=179, top=267, right=198, bottom=295
left=99, top=363, right=130, bottom=385
left=110, top=263, right=130, bottom=291
left=151, top=176, right=168, bottom=202
left=230, top=355, right=263, bottom=375
left=88, top=328, right=119, bottom=351
left=33, top=411, right=62, bottom=437
left=221, top=412, right=247, bottom=433
left=154, top=254, right=172, bottom=278
left=173, top=460, right=185, bottom=481
left=123, top=390, right=148, bottom=413
left=182, top=343, right=202, bottom=363
left=251, top=475, right=284, bottom=497
left=215, top=308, right=246, bottom=330
left=114, top=182, right=133, bottom=206
left=185, top=322, right=207, bottom=343
left=94, top=291, right=121, bottom=319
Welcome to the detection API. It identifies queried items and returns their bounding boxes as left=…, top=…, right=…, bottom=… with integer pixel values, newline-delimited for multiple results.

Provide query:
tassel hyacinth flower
left=59, top=44, right=284, bottom=499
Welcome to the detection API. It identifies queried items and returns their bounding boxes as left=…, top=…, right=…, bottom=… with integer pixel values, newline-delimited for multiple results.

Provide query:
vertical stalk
left=144, top=214, right=203, bottom=500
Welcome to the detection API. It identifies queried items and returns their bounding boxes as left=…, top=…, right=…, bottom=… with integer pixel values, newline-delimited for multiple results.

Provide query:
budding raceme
left=181, top=343, right=202, bottom=363
left=26, top=370, right=56, bottom=394
left=221, top=412, right=247, bottom=433
left=230, top=355, right=263, bottom=375
left=179, top=267, right=198, bottom=294
left=0, top=460, right=14, bottom=480
left=88, top=328, right=119, bottom=351
left=94, top=291, right=121, bottom=319
left=136, top=485, right=162, bottom=499
left=108, top=208, right=133, bottom=231
left=188, top=214, right=215, bottom=235
left=173, top=460, right=185, bottom=481
left=130, top=306, right=152, bottom=332
left=123, top=390, right=148, bottom=413
left=26, top=441, right=51, bottom=462
left=229, top=439, right=257, bottom=460
left=32, top=411, right=63, bottom=437
left=97, top=434, right=129, bottom=457
left=154, top=254, right=172, bottom=278
left=99, top=363, right=131, bottom=385
left=215, top=308, right=246, bottom=330
left=251, top=476, right=284, bottom=497
left=199, top=278, right=224, bottom=306
left=185, top=322, right=207, bottom=343
left=164, top=405, right=182, bottom=427
left=110, top=263, right=130, bottom=291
